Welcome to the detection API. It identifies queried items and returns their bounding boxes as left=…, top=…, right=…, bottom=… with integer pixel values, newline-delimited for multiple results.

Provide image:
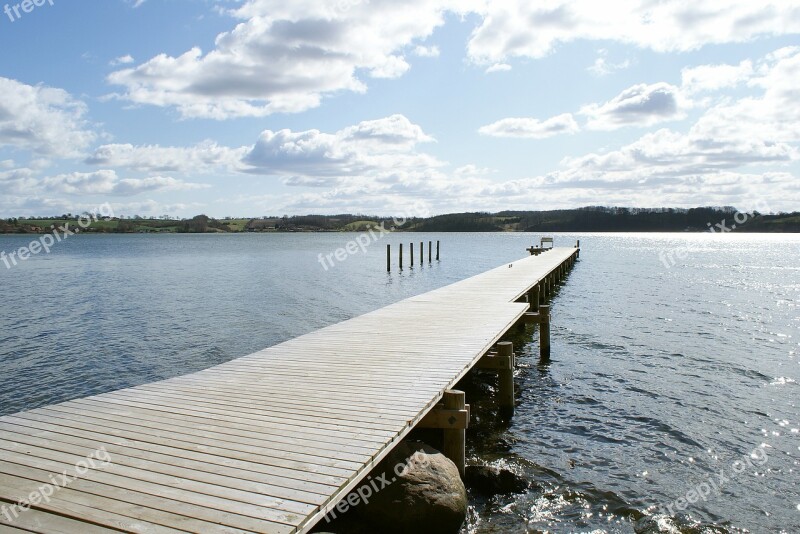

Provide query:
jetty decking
left=0, top=246, right=579, bottom=534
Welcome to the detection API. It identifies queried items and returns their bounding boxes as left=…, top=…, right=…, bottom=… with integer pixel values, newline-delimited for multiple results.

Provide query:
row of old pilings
left=387, top=241, right=440, bottom=271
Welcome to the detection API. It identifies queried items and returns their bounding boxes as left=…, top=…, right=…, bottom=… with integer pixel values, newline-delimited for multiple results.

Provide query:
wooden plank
left=0, top=472, right=243, bottom=534
left=0, top=419, right=344, bottom=490
left=4, top=413, right=354, bottom=481
left=0, top=450, right=306, bottom=528
left=0, top=433, right=329, bottom=506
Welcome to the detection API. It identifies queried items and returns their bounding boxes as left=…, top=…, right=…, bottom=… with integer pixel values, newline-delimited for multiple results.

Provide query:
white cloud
left=105, top=1, right=800, bottom=120
left=85, top=141, right=248, bottom=174
left=479, top=113, right=579, bottom=139
left=588, top=49, right=631, bottom=76
left=413, top=45, right=440, bottom=58
left=691, top=47, right=800, bottom=143
left=242, top=114, right=440, bottom=180
left=466, top=1, right=800, bottom=65
left=581, top=82, right=687, bottom=130
left=272, top=46, right=800, bottom=214
left=108, top=0, right=463, bottom=119
left=1, top=168, right=207, bottom=198
left=454, top=164, right=493, bottom=178
left=0, top=78, right=97, bottom=158
left=42, top=170, right=208, bottom=196
left=681, top=60, right=754, bottom=93
left=485, top=63, right=512, bottom=73
left=110, top=55, right=135, bottom=66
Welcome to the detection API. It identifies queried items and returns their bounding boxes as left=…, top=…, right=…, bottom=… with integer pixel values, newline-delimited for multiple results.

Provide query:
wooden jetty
left=0, top=245, right=580, bottom=533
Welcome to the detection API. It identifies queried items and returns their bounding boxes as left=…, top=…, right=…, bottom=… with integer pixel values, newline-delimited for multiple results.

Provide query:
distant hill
left=3, top=207, right=798, bottom=234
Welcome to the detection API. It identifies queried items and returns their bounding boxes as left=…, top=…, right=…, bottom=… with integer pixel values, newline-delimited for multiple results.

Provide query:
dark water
left=0, top=232, right=798, bottom=533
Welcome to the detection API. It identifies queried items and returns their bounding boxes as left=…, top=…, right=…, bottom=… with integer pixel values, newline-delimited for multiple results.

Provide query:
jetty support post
left=475, top=342, right=515, bottom=419
left=399, top=243, right=403, bottom=270
left=419, top=390, right=469, bottom=478
left=420, top=242, right=423, bottom=266
left=523, top=304, right=551, bottom=361
left=497, top=342, right=515, bottom=418
left=429, top=241, right=432, bottom=263
left=436, top=240, right=440, bottom=261
left=387, top=244, right=390, bottom=272
left=529, top=285, right=540, bottom=314
left=540, top=305, right=551, bottom=361
left=410, top=242, right=414, bottom=266
left=576, top=240, right=580, bottom=258
left=444, top=390, right=466, bottom=477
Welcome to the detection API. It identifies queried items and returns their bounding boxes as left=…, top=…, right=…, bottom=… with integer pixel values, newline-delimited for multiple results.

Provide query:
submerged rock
left=359, top=440, right=467, bottom=534
left=464, top=464, right=529, bottom=496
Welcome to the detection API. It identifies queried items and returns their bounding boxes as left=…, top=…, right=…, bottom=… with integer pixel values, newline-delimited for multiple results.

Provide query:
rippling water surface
left=0, top=232, right=798, bottom=532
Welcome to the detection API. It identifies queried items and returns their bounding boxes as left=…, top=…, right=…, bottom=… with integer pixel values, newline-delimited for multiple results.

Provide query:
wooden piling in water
left=429, top=241, right=432, bottom=263
left=497, top=342, right=515, bottom=418
left=399, top=243, right=403, bottom=270
left=540, top=305, right=551, bottom=361
left=410, top=242, right=414, bottom=266
left=444, top=390, right=466, bottom=477
left=530, top=285, right=540, bottom=313
left=387, top=244, right=390, bottom=272
left=436, top=240, right=440, bottom=260
left=420, top=242, right=423, bottom=265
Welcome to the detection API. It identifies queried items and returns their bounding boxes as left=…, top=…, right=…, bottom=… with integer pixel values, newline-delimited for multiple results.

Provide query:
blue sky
left=0, top=0, right=798, bottom=218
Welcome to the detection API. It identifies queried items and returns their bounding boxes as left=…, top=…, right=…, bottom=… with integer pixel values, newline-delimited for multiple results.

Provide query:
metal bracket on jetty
left=0, top=240, right=581, bottom=533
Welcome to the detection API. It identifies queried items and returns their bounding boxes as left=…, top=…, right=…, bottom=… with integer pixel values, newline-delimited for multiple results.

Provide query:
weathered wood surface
left=0, top=248, right=578, bottom=533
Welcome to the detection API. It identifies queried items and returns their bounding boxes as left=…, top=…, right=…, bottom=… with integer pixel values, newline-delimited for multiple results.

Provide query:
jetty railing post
left=436, top=240, right=440, bottom=261
left=399, top=243, right=403, bottom=270
left=428, top=241, right=432, bottom=263
left=498, top=342, right=515, bottom=418
left=387, top=244, right=390, bottom=272
left=410, top=242, right=414, bottom=266
left=443, top=390, right=466, bottom=478
left=540, top=305, right=551, bottom=361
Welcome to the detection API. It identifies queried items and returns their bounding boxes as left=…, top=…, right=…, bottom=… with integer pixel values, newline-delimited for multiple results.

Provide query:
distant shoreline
left=2, top=206, right=798, bottom=234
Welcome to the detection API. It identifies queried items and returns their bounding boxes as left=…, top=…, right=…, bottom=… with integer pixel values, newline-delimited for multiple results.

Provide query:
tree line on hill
left=2, top=206, right=798, bottom=234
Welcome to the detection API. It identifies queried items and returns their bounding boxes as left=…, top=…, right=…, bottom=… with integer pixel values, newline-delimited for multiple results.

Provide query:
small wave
left=635, top=513, right=747, bottom=533
left=769, top=376, right=796, bottom=386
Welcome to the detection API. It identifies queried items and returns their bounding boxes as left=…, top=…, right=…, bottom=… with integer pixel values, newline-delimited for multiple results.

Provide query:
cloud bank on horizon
left=0, top=0, right=798, bottom=217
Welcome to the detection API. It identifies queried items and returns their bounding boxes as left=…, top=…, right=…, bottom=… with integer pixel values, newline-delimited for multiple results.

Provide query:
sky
left=0, top=0, right=799, bottom=218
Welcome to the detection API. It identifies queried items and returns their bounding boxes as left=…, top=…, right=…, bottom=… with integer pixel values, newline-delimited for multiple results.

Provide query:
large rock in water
left=360, top=441, right=467, bottom=534
left=464, top=464, right=529, bottom=496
